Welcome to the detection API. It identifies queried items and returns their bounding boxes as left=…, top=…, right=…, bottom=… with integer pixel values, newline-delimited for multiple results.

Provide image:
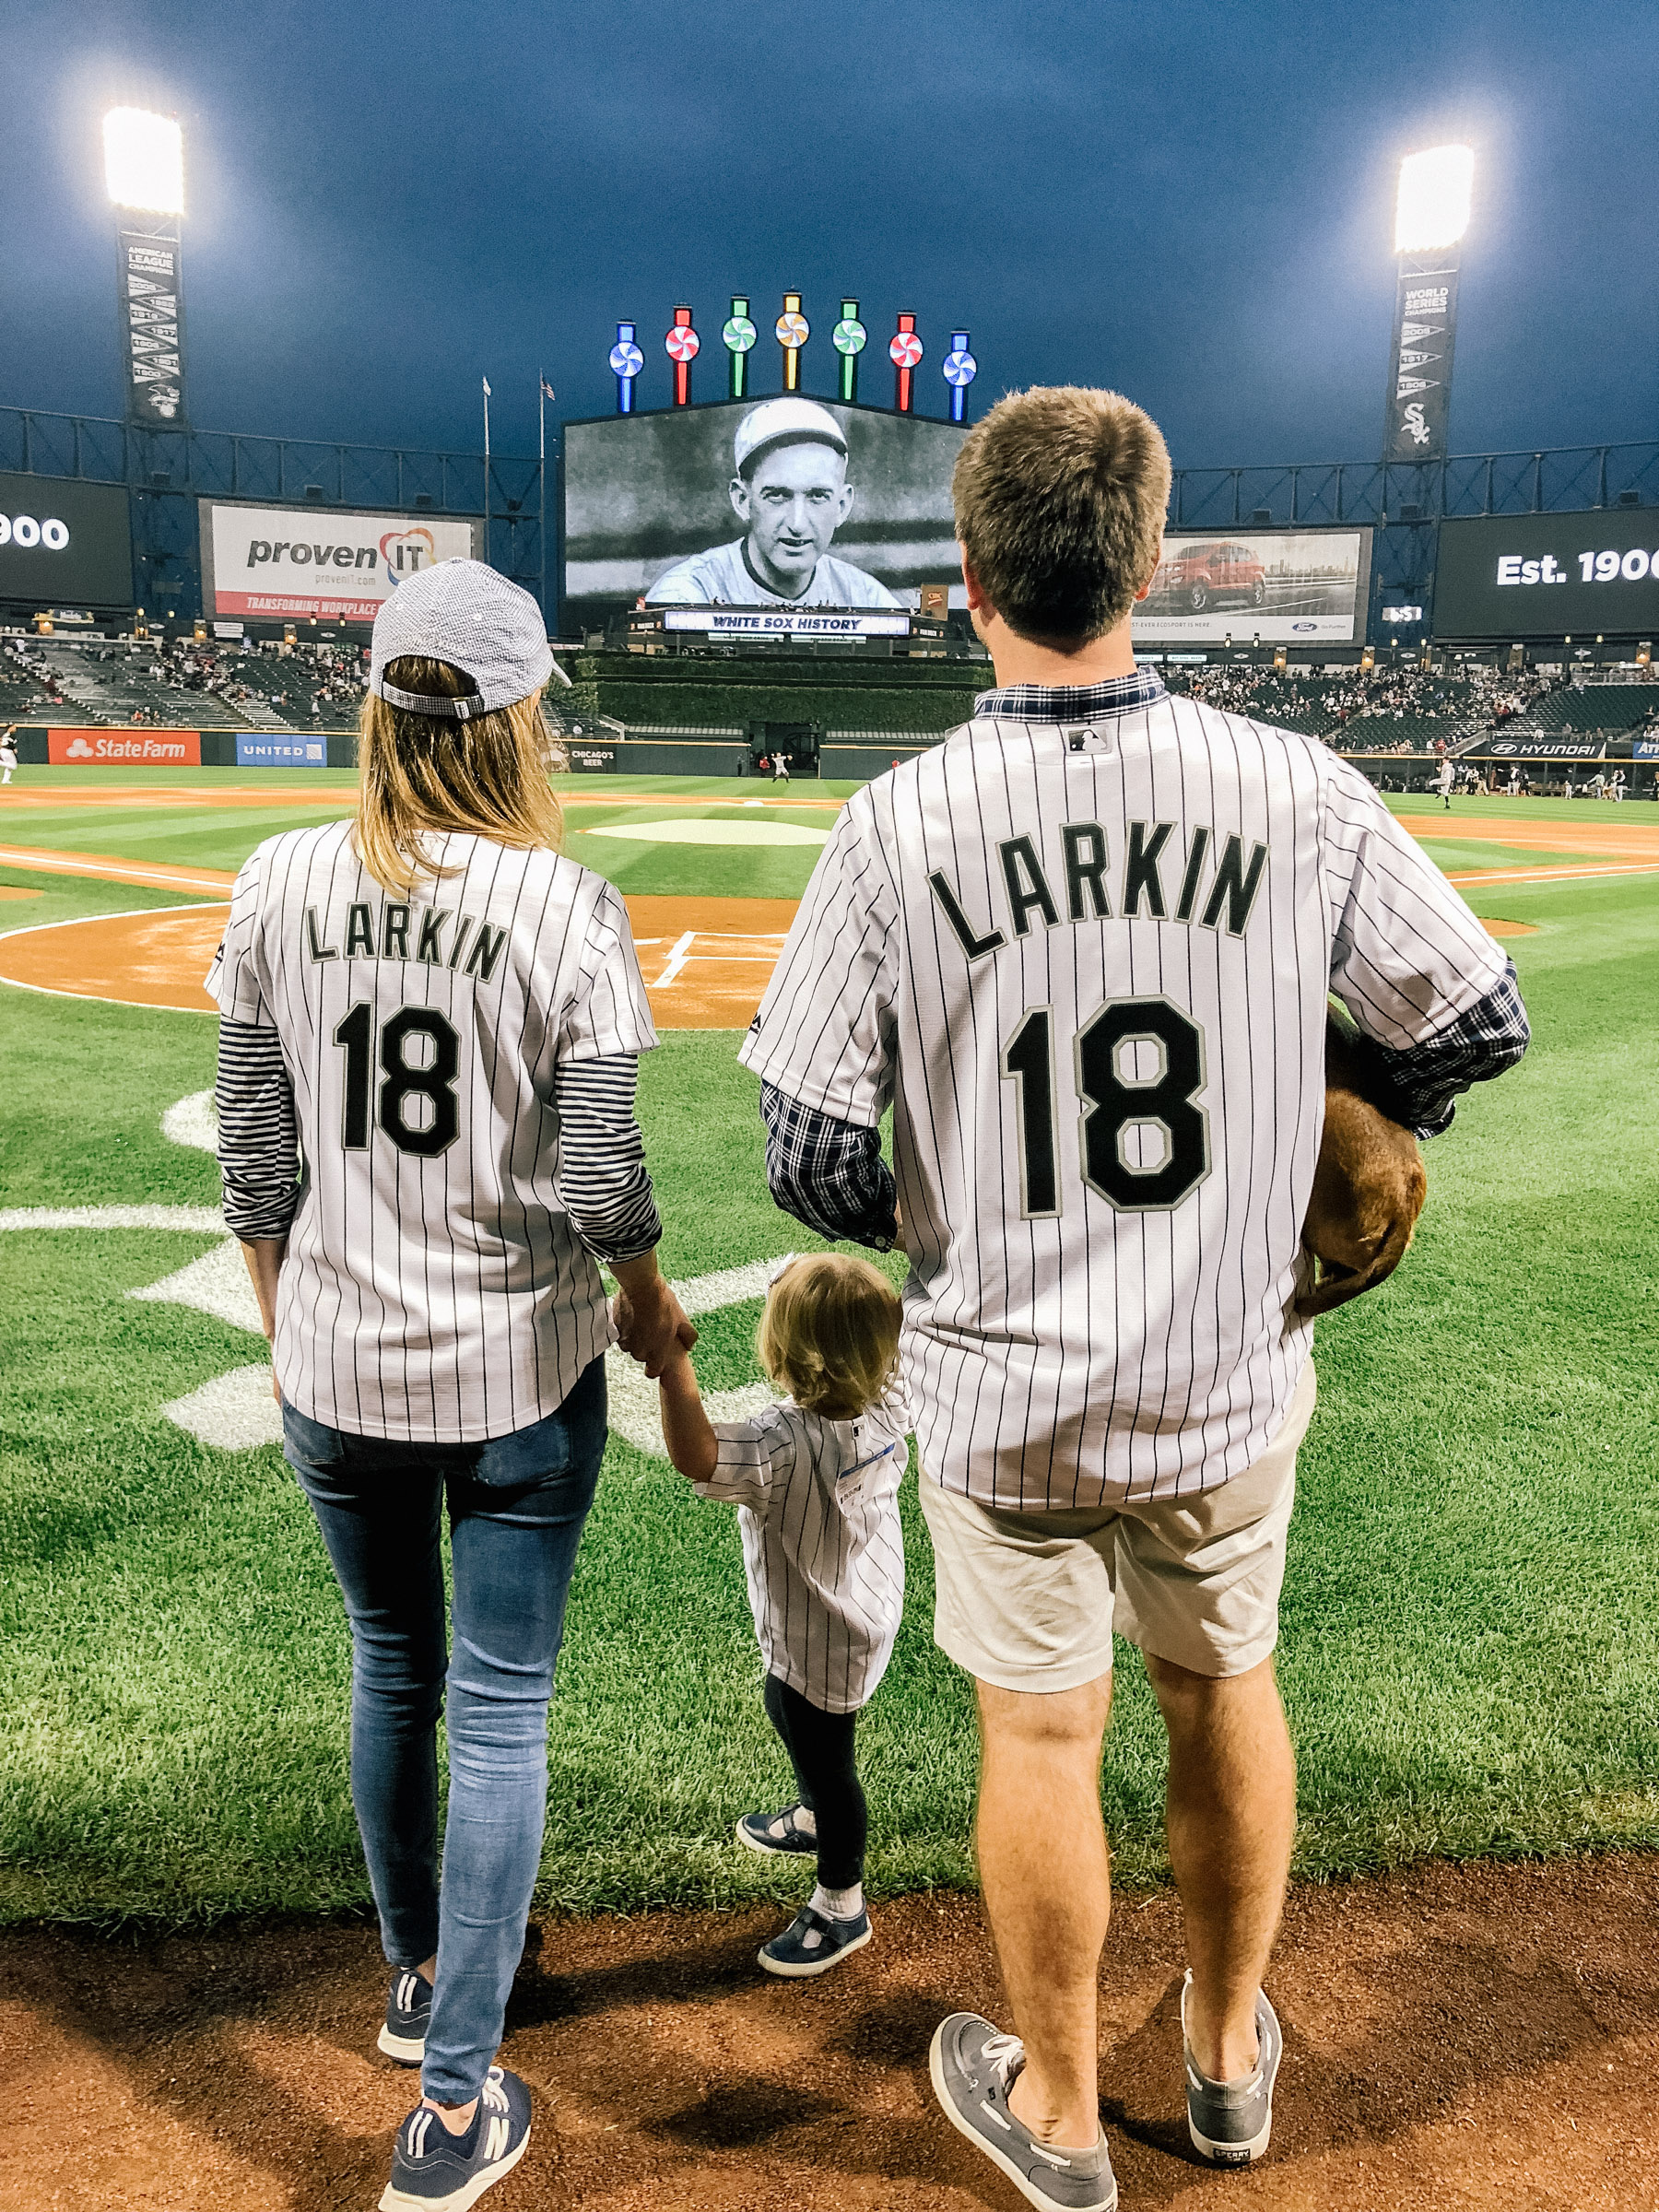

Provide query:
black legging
left=763, top=1673, right=866, bottom=1892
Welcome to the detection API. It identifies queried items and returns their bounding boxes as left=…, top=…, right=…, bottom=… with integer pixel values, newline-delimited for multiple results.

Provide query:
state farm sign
left=49, top=730, right=202, bottom=765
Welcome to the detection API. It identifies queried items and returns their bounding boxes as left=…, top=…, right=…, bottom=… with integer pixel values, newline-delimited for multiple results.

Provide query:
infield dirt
left=2, top=1854, right=1651, bottom=2211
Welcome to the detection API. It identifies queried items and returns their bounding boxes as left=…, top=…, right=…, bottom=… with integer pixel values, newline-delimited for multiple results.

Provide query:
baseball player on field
left=1432, top=754, right=1454, bottom=809
left=656, top=1253, right=906, bottom=1975
left=741, top=387, right=1529, bottom=2211
left=208, top=560, right=692, bottom=2212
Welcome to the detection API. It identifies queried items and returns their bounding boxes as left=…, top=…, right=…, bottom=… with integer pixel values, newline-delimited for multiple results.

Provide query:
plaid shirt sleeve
left=1359, top=959, right=1531, bottom=1138
left=759, top=1082, right=897, bottom=1251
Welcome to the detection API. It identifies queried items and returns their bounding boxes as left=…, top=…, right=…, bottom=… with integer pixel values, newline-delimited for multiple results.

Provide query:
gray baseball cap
left=370, top=558, right=556, bottom=720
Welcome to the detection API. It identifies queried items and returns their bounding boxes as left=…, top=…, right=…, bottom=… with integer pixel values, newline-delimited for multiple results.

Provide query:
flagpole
left=538, top=370, right=547, bottom=628
left=482, top=375, right=492, bottom=569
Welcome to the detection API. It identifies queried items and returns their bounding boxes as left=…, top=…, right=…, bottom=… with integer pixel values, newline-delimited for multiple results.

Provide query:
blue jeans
left=281, top=1359, right=606, bottom=2103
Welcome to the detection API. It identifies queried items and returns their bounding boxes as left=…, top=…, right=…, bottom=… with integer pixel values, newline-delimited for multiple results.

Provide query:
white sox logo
left=1401, top=402, right=1430, bottom=447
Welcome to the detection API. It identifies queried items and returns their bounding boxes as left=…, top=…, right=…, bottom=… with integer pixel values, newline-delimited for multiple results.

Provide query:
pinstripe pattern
left=695, top=1402, right=907, bottom=1714
left=740, top=685, right=1521, bottom=1509
left=216, top=1019, right=300, bottom=1240
left=206, top=819, right=657, bottom=1442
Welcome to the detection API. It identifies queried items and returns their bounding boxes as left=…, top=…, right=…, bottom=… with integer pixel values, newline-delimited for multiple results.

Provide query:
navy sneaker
left=380, top=2065, right=531, bottom=2210
left=735, top=1804, right=818, bottom=1857
left=758, top=1902, right=872, bottom=1978
left=1181, top=1972, right=1283, bottom=2166
left=929, top=2012, right=1117, bottom=2212
left=378, top=1968, right=433, bottom=2065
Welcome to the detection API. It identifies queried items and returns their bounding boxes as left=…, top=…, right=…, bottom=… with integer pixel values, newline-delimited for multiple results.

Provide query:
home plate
left=162, top=1363, right=284, bottom=1451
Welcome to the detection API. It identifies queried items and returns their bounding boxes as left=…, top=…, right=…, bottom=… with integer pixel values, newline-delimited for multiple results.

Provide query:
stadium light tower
left=1382, top=144, right=1472, bottom=466
left=104, top=107, right=189, bottom=427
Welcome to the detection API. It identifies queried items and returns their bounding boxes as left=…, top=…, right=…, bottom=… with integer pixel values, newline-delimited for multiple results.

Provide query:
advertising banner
left=1133, top=530, right=1371, bottom=644
left=566, top=744, right=618, bottom=771
left=234, top=735, right=330, bottom=767
left=48, top=730, right=201, bottom=765
left=1434, top=512, right=1659, bottom=637
left=200, top=501, right=482, bottom=623
left=1485, top=736, right=1604, bottom=759
left=661, top=606, right=910, bottom=640
left=563, top=398, right=966, bottom=628
left=117, top=231, right=187, bottom=428
left=1383, top=256, right=1459, bottom=463
left=0, top=473, right=134, bottom=607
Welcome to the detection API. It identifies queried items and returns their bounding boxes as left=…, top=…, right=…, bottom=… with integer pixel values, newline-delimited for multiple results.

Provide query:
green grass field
left=2, top=769, right=1656, bottom=1928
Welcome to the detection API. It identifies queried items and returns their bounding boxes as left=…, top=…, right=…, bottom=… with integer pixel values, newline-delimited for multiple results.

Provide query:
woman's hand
left=609, top=1253, right=697, bottom=1378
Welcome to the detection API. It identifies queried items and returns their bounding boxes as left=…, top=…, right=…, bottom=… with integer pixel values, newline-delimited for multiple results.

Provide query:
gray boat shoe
left=1180, top=1971, right=1283, bottom=2166
left=929, top=2011, right=1117, bottom=2212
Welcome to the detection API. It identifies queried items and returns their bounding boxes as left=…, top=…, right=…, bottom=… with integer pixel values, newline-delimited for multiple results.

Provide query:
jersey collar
left=973, top=669, right=1167, bottom=721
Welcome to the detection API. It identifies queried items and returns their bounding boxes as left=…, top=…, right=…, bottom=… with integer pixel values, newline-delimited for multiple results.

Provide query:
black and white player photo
left=645, top=397, right=900, bottom=609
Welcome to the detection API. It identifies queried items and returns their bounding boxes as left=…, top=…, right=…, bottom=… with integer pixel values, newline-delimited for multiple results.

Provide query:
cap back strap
left=377, top=678, right=488, bottom=719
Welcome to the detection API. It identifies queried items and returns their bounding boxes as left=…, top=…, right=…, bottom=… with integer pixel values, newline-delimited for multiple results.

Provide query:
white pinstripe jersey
left=740, top=700, right=1508, bottom=1508
left=694, top=1400, right=907, bottom=1713
left=207, top=819, right=656, bottom=1442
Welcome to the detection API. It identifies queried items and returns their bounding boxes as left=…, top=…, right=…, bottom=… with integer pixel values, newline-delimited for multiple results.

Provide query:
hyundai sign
left=199, top=500, right=482, bottom=624
left=0, top=473, right=134, bottom=607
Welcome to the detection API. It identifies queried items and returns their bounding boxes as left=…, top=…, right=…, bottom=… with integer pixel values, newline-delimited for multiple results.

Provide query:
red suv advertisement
left=1150, top=541, right=1267, bottom=615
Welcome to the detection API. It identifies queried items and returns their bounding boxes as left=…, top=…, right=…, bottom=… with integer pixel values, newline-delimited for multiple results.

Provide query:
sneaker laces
left=981, top=2031, right=1026, bottom=2089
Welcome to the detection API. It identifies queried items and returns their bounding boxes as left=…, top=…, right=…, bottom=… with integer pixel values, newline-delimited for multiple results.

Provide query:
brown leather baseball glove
left=1297, top=1011, right=1428, bottom=1318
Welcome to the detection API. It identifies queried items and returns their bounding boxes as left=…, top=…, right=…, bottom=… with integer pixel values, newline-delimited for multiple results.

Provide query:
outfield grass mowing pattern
left=2, top=782, right=1657, bottom=1924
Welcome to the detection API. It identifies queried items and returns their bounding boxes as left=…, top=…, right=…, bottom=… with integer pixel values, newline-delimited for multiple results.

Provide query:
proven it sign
left=200, top=501, right=480, bottom=623
left=49, top=730, right=202, bottom=765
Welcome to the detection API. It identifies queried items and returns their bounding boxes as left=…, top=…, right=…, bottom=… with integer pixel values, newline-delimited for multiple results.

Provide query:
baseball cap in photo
left=370, top=558, right=555, bottom=720
left=734, top=397, right=848, bottom=477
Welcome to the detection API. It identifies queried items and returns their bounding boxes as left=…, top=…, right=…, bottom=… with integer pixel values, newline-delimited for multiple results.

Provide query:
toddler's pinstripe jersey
left=741, top=699, right=1509, bottom=1509
left=694, top=1401, right=907, bottom=1714
left=207, top=818, right=656, bottom=1441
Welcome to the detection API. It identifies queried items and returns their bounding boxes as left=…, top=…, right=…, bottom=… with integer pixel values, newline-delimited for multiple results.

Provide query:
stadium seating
left=0, top=638, right=367, bottom=731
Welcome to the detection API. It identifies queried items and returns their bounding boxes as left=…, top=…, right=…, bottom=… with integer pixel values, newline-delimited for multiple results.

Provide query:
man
left=0, top=724, right=17, bottom=785
left=646, top=397, right=900, bottom=609
left=741, top=387, right=1528, bottom=2212
left=1433, top=754, right=1454, bottom=809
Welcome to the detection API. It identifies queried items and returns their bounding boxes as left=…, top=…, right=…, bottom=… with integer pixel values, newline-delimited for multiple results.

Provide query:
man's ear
left=729, top=475, right=750, bottom=523
left=836, top=480, right=855, bottom=524
left=960, top=551, right=989, bottom=617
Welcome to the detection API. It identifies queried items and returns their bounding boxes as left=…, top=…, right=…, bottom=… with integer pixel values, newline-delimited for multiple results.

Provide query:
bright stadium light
left=103, top=107, right=183, bottom=213
left=1394, top=145, right=1473, bottom=254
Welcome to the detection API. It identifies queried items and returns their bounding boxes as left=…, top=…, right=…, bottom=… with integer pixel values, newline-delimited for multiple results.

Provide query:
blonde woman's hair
left=952, top=385, right=1171, bottom=646
left=354, top=655, right=566, bottom=896
left=758, top=1254, right=902, bottom=1421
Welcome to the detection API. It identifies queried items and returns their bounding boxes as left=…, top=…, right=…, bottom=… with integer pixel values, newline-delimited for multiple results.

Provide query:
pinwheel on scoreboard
left=942, top=330, right=977, bottom=424
left=831, top=299, right=868, bottom=405
left=665, top=305, right=700, bottom=407
left=775, top=291, right=810, bottom=392
left=608, top=321, right=644, bottom=415
left=723, top=296, right=758, bottom=400
left=889, top=312, right=923, bottom=413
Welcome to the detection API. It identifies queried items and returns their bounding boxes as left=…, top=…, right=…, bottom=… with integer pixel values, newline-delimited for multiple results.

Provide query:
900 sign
left=1435, top=512, right=1659, bottom=639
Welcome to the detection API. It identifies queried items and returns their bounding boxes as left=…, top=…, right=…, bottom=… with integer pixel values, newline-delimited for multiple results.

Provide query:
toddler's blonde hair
left=758, top=1254, right=901, bottom=1421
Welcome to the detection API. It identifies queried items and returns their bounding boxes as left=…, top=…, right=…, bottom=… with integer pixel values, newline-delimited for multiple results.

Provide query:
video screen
left=1435, top=512, right=1659, bottom=639
left=0, top=472, right=134, bottom=609
left=562, top=399, right=967, bottom=629
left=200, top=501, right=481, bottom=625
left=1134, top=528, right=1371, bottom=644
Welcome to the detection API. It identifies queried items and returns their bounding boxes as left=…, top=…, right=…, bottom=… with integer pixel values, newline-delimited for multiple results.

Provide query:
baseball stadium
left=3, top=21, right=1658, bottom=2212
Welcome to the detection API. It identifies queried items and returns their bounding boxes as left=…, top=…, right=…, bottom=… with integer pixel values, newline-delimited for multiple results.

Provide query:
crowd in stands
left=1157, top=660, right=1559, bottom=747
left=0, top=636, right=369, bottom=729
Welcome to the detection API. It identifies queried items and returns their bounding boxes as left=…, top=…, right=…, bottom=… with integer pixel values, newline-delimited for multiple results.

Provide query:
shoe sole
left=758, top=1923, right=872, bottom=1978
left=378, top=2125, right=529, bottom=2212
left=377, top=2025, right=427, bottom=2065
left=927, top=2024, right=1118, bottom=2212
left=1187, top=2111, right=1272, bottom=2166
left=734, top=1818, right=815, bottom=1859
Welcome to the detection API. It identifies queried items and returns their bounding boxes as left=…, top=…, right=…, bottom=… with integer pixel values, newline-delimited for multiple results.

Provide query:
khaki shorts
left=918, top=1362, right=1316, bottom=1690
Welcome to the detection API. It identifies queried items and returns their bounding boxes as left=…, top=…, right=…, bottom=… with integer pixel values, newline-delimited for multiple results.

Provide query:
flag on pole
left=482, top=375, right=492, bottom=396
left=541, top=379, right=556, bottom=400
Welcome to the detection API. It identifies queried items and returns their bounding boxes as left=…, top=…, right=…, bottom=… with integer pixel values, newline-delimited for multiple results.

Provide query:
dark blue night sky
left=4, top=0, right=1653, bottom=468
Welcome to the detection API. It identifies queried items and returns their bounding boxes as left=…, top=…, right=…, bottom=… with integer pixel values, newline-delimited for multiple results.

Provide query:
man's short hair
left=953, top=386, right=1171, bottom=645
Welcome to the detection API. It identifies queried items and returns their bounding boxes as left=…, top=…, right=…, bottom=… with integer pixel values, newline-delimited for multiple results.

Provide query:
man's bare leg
left=973, top=1672, right=1113, bottom=2147
left=1144, top=1652, right=1296, bottom=2084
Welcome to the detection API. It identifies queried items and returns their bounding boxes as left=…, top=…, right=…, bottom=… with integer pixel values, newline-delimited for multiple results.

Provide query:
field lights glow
left=103, top=108, right=183, bottom=214
left=1394, top=145, right=1473, bottom=253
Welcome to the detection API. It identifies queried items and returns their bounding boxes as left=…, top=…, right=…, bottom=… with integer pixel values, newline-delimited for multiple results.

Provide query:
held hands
left=610, top=1254, right=698, bottom=1378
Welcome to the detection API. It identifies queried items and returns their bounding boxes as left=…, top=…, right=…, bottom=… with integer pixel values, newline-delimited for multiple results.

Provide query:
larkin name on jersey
left=927, top=817, right=1269, bottom=961
left=300, top=897, right=513, bottom=982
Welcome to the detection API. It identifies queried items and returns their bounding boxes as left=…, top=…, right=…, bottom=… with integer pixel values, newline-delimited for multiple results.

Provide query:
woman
left=208, top=559, right=689, bottom=2212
